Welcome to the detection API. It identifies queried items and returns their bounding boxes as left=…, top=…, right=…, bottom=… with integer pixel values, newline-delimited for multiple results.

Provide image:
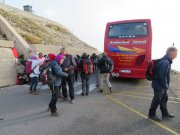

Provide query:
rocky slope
left=0, top=4, right=98, bottom=55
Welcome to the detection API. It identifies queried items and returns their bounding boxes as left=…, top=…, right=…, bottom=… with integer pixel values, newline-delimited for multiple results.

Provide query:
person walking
left=79, top=53, right=94, bottom=96
left=60, top=47, right=77, bottom=103
left=93, top=53, right=103, bottom=88
left=98, top=52, right=113, bottom=93
left=148, top=47, right=178, bottom=122
left=29, top=55, right=45, bottom=95
left=48, top=54, right=68, bottom=116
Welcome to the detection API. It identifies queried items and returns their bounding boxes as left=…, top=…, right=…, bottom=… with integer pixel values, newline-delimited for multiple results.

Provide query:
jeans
left=62, top=75, right=74, bottom=100
left=149, top=89, right=169, bottom=116
left=30, top=77, right=38, bottom=91
left=49, top=86, right=59, bottom=113
left=81, top=74, right=91, bottom=94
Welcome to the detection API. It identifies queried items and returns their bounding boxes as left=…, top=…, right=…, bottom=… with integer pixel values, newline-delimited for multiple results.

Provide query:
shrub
left=21, top=33, right=42, bottom=44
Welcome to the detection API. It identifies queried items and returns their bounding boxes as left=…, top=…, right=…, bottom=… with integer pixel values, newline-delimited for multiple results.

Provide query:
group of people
left=15, top=46, right=178, bottom=121
left=16, top=47, right=113, bottom=116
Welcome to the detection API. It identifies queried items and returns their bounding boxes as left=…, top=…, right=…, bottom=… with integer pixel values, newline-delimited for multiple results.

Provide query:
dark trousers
left=30, top=77, right=38, bottom=91
left=62, top=75, right=74, bottom=100
left=57, top=86, right=63, bottom=98
left=149, top=89, right=169, bottom=116
left=74, top=71, right=79, bottom=82
left=81, top=75, right=91, bottom=94
left=49, top=86, right=59, bottom=113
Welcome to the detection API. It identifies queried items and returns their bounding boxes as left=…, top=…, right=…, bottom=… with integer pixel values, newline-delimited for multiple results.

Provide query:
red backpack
left=82, top=59, right=94, bottom=75
left=145, top=59, right=161, bottom=81
left=26, top=61, right=37, bottom=74
left=26, top=61, right=32, bottom=74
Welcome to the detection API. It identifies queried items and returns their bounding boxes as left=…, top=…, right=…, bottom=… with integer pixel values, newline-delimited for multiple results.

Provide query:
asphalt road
left=0, top=74, right=179, bottom=135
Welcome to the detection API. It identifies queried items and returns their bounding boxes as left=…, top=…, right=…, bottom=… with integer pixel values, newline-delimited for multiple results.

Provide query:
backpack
left=90, top=54, right=98, bottom=63
left=100, top=57, right=113, bottom=73
left=82, top=59, right=94, bottom=75
left=145, top=59, right=161, bottom=81
left=26, top=61, right=36, bottom=74
left=26, top=61, right=38, bottom=75
left=39, top=62, right=54, bottom=85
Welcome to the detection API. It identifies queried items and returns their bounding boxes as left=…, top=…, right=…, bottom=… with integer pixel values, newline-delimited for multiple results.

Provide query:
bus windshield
left=108, top=22, right=148, bottom=38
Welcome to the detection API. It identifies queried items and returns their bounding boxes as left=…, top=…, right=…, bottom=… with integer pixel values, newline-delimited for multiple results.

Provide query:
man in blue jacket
left=49, top=54, right=68, bottom=116
left=148, top=47, right=178, bottom=121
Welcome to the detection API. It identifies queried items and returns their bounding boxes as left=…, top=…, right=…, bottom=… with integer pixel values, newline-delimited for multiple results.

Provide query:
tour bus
left=104, top=19, right=152, bottom=79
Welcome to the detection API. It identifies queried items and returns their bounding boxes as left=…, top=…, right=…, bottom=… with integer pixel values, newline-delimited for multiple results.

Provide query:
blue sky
left=2, top=0, right=180, bottom=71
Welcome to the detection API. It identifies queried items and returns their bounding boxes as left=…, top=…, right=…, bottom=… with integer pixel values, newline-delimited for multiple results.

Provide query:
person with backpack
left=60, top=47, right=77, bottom=104
left=39, top=53, right=56, bottom=85
left=98, top=52, right=113, bottom=93
left=74, top=55, right=81, bottom=82
left=48, top=54, right=68, bottom=116
left=79, top=53, right=94, bottom=96
left=27, top=55, right=45, bottom=95
left=90, top=53, right=98, bottom=68
left=93, top=53, right=103, bottom=88
left=148, top=47, right=178, bottom=122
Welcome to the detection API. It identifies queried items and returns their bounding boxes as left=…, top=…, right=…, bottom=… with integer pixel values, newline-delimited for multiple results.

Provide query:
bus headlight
left=112, top=73, right=120, bottom=77
left=112, top=72, right=116, bottom=77
left=116, top=73, right=120, bottom=77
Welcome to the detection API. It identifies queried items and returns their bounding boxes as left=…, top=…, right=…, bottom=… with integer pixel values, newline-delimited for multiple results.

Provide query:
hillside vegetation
left=0, top=4, right=98, bottom=54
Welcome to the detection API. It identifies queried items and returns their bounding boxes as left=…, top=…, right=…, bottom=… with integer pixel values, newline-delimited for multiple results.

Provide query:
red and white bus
left=104, top=19, right=152, bottom=79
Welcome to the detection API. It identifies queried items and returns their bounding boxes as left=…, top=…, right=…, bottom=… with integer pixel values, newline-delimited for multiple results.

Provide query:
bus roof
left=107, top=19, right=151, bottom=25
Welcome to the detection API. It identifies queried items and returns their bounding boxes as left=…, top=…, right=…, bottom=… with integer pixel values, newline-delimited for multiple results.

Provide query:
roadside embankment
left=170, top=70, right=180, bottom=97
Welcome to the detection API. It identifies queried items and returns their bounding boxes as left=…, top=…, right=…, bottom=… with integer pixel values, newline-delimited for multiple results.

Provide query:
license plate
left=120, top=70, right=131, bottom=73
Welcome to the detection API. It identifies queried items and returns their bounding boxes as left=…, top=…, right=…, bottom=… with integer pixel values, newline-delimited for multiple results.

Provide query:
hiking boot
left=98, top=89, right=103, bottom=93
left=32, top=91, right=39, bottom=95
left=70, top=100, right=75, bottom=104
left=81, top=93, right=85, bottom=96
left=148, top=115, right=162, bottom=122
left=51, top=112, right=59, bottom=117
left=162, top=114, right=175, bottom=119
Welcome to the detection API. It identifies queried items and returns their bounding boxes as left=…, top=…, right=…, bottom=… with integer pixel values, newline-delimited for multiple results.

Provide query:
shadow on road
left=111, top=77, right=147, bottom=86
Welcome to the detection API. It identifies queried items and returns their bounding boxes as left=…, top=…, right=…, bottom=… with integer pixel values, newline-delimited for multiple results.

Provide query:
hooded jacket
left=152, top=54, right=172, bottom=91
left=51, top=60, right=68, bottom=86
